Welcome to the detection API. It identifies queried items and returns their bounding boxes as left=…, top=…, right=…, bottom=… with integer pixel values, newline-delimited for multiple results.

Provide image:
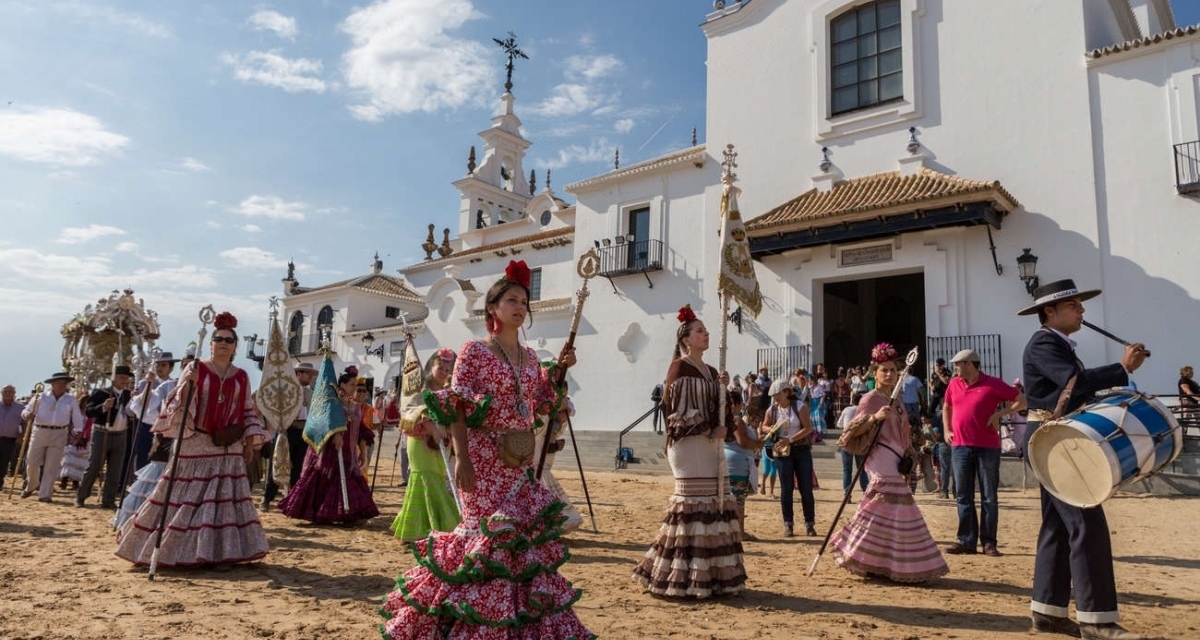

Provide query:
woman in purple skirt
left=279, top=366, right=379, bottom=525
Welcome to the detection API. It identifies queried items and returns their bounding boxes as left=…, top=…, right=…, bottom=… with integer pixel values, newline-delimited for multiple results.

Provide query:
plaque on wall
left=839, top=243, right=893, bottom=268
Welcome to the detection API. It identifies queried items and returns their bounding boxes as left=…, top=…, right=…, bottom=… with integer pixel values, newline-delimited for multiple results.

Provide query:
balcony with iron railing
left=596, top=239, right=665, bottom=291
left=1175, top=140, right=1200, bottom=194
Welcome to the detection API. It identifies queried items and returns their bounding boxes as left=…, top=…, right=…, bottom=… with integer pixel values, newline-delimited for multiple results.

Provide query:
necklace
left=492, top=337, right=530, bottom=419
left=210, top=362, right=234, bottom=404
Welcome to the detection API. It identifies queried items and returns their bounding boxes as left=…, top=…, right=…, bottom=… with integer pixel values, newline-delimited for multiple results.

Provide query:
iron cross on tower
left=721, top=143, right=738, bottom=181
left=493, top=31, right=528, bottom=93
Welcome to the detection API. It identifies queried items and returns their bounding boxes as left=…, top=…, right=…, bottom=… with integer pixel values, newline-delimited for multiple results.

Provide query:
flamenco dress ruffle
left=632, top=436, right=746, bottom=598
left=279, top=441, right=379, bottom=524
left=830, top=473, right=949, bottom=583
left=115, top=434, right=268, bottom=567
left=111, top=460, right=166, bottom=530
left=380, top=389, right=593, bottom=640
left=390, top=435, right=461, bottom=541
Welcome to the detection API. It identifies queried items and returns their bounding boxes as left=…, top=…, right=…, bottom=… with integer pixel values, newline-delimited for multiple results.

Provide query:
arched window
left=288, top=311, right=304, bottom=355
left=317, top=305, right=334, bottom=329
left=831, top=0, right=902, bottom=116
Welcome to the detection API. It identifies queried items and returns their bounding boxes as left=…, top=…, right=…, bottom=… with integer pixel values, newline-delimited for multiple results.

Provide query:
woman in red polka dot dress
left=380, top=260, right=593, bottom=640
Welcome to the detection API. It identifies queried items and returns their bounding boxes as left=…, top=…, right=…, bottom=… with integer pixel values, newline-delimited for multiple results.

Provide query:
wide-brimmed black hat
left=154, top=352, right=180, bottom=364
left=1018, top=279, right=1102, bottom=316
left=44, top=372, right=74, bottom=383
left=113, top=365, right=134, bottom=377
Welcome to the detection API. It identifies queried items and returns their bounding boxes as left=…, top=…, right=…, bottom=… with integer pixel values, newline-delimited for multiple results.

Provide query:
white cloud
left=614, top=118, right=634, bottom=134
left=222, top=51, right=326, bottom=93
left=57, top=2, right=171, bottom=39
left=232, top=195, right=308, bottom=221
left=565, top=54, right=622, bottom=81
left=206, top=220, right=222, bottom=229
left=115, top=241, right=139, bottom=253
left=530, top=84, right=605, bottom=117
left=218, top=246, right=288, bottom=270
left=241, top=224, right=262, bottom=233
left=536, top=137, right=614, bottom=170
left=340, top=0, right=492, bottom=121
left=56, top=224, right=127, bottom=244
left=0, top=249, right=217, bottom=292
left=205, top=200, right=219, bottom=206
left=247, top=10, right=298, bottom=41
left=181, top=157, right=210, bottom=172
left=0, top=107, right=129, bottom=166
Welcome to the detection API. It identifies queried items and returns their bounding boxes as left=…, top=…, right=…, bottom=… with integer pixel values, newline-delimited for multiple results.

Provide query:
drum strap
left=1051, top=374, right=1078, bottom=420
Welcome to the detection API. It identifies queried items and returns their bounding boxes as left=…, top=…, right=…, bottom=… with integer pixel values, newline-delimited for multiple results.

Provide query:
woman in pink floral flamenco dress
left=633, top=304, right=747, bottom=598
left=379, top=260, right=594, bottom=640
left=115, top=312, right=270, bottom=568
left=829, top=342, right=948, bottom=583
left=279, top=365, right=380, bottom=525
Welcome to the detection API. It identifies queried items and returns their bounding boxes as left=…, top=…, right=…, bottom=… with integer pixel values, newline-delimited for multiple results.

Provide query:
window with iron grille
left=385, top=306, right=400, bottom=319
left=831, top=0, right=903, bottom=116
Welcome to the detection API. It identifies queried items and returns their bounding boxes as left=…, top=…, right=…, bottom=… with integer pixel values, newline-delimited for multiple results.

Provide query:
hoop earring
left=486, top=313, right=497, bottom=335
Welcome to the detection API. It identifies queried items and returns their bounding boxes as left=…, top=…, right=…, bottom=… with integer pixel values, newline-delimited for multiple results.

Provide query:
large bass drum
left=1028, top=390, right=1182, bottom=508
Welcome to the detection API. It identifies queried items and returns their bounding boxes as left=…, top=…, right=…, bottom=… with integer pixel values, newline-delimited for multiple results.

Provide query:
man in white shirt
left=21, top=372, right=86, bottom=502
left=76, top=365, right=133, bottom=508
left=124, top=352, right=181, bottom=479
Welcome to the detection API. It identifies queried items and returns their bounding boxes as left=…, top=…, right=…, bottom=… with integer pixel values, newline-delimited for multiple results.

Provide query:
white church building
left=281, top=0, right=1200, bottom=434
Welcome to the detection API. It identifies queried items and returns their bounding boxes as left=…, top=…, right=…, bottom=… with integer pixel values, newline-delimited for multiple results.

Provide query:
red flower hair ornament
left=676, top=304, right=697, bottom=325
left=436, top=347, right=457, bottom=362
left=344, top=365, right=359, bottom=377
left=870, top=342, right=899, bottom=364
left=214, top=311, right=238, bottom=331
left=502, top=260, right=532, bottom=289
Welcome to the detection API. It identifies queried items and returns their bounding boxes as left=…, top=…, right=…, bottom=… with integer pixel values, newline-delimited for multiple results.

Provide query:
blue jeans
left=777, top=447, right=815, bottom=527
left=952, top=445, right=1001, bottom=549
left=839, top=448, right=868, bottom=492
left=933, top=442, right=953, bottom=495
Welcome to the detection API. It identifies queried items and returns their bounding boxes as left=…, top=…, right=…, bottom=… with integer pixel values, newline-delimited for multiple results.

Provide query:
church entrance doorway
left=822, top=272, right=925, bottom=375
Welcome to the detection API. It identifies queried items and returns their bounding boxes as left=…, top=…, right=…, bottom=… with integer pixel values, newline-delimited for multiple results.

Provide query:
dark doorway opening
left=822, top=272, right=925, bottom=374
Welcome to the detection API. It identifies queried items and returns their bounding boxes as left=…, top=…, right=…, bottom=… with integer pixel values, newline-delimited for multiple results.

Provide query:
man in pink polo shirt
left=943, top=349, right=1025, bottom=557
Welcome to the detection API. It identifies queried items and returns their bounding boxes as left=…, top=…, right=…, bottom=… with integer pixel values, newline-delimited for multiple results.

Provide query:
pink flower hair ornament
left=870, top=342, right=899, bottom=364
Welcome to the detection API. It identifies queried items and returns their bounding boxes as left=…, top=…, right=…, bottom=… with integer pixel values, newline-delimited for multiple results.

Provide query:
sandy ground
left=1, top=463, right=1198, bottom=640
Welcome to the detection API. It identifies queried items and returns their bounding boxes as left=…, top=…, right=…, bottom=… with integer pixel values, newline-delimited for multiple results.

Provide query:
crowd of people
left=0, top=271, right=1166, bottom=639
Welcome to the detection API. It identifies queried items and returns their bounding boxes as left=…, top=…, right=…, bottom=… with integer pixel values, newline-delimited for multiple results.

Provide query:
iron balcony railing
left=1174, top=140, right=1200, bottom=194
left=756, top=344, right=813, bottom=381
left=597, top=239, right=665, bottom=278
left=926, top=334, right=1002, bottom=379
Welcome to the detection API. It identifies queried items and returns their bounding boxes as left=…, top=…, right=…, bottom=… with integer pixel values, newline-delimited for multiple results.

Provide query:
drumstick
left=1081, top=320, right=1150, bottom=358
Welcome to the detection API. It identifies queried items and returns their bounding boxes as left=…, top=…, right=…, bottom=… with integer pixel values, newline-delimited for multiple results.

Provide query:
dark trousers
left=0, top=436, right=16, bottom=489
left=263, top=425, right=307, bottom=505
left=777, top=446, right=815, bottom=526
left=1032, top=485, right=1119, bottom=622
left=77, top=429, right=127, bottom=506
left=839, top=448, right=868, bottom=492
left=130, top=422, right=155, bottom=477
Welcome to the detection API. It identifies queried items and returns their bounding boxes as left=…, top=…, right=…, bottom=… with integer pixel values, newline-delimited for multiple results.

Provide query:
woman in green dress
left=390, top=348, right=461, bottom=541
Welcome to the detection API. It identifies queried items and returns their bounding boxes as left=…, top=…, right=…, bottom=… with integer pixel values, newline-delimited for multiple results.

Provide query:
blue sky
left=2, top=0, right=1199, bottom=391
left=0, top=0, right=711, bottom=388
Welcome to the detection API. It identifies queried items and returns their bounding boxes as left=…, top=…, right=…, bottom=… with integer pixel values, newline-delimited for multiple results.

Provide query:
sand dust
left=1, top=470, right=1197, bottom=639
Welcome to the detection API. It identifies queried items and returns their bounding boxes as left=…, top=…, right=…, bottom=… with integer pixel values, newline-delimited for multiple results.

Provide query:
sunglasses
left=212, top=336, right=238, bottom=344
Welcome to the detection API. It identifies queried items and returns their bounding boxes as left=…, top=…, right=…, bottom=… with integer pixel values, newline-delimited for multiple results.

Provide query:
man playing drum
left=1019, top=279, right=1148, bottom=640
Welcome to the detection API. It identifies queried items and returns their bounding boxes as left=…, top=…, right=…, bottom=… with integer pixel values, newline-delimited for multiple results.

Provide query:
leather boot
left=1030, top=612, right=1079, bottom=636
left=1079, top=623, right=1145, bottom=640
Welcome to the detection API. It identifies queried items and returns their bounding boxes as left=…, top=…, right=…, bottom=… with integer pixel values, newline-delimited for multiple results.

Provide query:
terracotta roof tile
left=745, top=167, right=1019, bottom=235
left=1087, top=24, right=1200, bottom=59
left=404, top=225, right=574, bottom=270
left=293, top=274, right=423, bottom=302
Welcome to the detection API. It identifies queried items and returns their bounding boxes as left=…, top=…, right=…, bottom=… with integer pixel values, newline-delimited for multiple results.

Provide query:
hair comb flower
left=502, top=260, right=532, bottom=289
left=676, top=304, right=697, bottom=324
left=870, top=342, right=898, bottom=364
left=214, top=311, right=238, bottom=331
left=436, top=347, right=457, bottom=361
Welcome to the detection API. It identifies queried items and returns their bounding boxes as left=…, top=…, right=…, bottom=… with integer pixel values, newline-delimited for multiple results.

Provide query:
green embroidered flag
left=302, top=355, right=346, bottom=450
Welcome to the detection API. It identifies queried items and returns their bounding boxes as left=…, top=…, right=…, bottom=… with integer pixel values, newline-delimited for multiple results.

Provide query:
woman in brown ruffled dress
left=633, top=305, right=746, bottom=598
